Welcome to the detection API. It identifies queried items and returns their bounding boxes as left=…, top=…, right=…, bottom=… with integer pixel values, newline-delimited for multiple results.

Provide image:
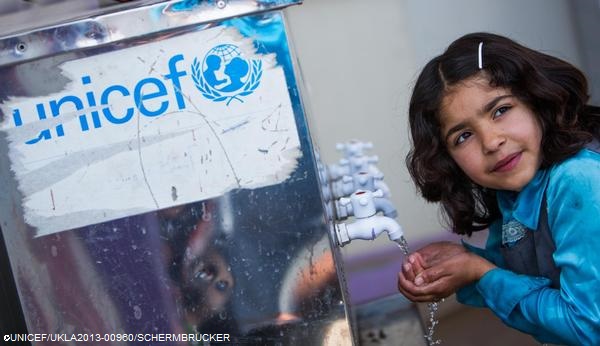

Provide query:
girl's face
left=439, top=76, right=543, bottom=191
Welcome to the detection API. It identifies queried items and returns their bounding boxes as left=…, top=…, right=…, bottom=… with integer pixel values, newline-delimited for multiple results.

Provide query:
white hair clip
left=478, top=42, right=484, bottom=69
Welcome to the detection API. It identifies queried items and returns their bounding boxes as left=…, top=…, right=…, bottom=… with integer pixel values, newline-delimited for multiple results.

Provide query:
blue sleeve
left=516, top=153, right=600, bottom=345
left=460, top=152, right=600, bottom=345
left=456, top=220, right=503, bottom=308
left=455, top=219, right=556, bottom=340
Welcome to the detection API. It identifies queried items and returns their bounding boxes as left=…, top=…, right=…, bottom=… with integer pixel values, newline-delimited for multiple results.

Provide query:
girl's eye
left=455, top=131, right=472, bottom=145
left=493, top=105, right=511, bottom=118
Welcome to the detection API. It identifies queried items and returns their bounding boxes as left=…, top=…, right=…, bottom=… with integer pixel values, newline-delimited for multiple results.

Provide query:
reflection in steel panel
left=0, top=1, right=355, bottom=344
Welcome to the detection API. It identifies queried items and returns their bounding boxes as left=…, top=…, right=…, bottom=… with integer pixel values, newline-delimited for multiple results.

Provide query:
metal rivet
left=15, top=42, right=27, bottom=54
left=217, top=0, right=227, bottom=9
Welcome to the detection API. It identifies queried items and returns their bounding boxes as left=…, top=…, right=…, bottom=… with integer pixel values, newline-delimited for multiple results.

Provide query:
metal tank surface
left=0, top=1, right=354, bottom=344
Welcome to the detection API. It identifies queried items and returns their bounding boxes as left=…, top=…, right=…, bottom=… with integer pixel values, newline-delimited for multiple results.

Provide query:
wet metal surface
left=356, top=294, right=427, bottom=346
left=0, top=2, right=353, bottom=345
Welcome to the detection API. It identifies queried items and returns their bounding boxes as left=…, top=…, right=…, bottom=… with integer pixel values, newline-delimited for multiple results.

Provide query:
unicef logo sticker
left=192, top=44, right=263, bottom=106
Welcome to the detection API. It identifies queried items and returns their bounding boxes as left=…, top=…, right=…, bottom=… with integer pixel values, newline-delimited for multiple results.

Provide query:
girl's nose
left=481, top=129, right=506, bottom=154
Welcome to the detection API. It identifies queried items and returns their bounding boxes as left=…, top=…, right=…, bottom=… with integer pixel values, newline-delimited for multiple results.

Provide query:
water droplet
left=395, top=236, right=410, bottom=255
left=424, top=300, right=443, bottom=345
left=394, top=235, right=442, bottom=345
left=133, top=305, right=142, bottom=320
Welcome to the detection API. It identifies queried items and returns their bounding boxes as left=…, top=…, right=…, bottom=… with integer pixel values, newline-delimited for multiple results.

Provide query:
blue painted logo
left=9, top=44, right=265, bottom=145
left=191, top=44, right=262, bottom=106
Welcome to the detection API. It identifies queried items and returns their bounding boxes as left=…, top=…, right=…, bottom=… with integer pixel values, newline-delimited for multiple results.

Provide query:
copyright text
left=4, top=333, right=231, bottom=343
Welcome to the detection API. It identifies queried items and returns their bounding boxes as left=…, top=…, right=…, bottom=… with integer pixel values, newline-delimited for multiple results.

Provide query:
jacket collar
left=496, top=169, right=550, bottom=230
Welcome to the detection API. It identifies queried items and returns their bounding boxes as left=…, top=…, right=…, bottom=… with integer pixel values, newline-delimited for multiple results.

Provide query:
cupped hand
left=401, top=241, right=467, bottom=282
left=398, top=252, right=496, bottom=302
left=412, top=241, right=467, bottom=266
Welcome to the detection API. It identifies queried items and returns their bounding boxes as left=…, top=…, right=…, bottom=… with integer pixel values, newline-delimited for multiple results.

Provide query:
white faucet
left=347, top=154, right=382, bottom=177
left=328, top=155, right=382, bottom=181
left=354, top=171, right=390, bottom=197
left=336, top=140, right=373, bottom=158
left=315, top=151, right=329, bottom=185
left=334, top=189, right=397, bottom=219
left=332, top=171, right=391, bottom=199
left=328, top=158, right=351, bottom=181
left=334, top=190, right=403, bottom=247
left=331, top=175, right=354, bottom=198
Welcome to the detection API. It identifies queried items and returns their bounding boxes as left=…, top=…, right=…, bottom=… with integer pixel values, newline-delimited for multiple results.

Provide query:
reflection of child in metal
left=159, top=201, right=235, bottom=333
left=180, top=227, right=234, bottom=327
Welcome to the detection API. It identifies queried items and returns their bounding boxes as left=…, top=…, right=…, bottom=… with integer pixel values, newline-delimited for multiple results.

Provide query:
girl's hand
left=402, top=241, right=467, bottom=282
left=398, top=252, right=496, bottom=302
left=411, top=241, right=467, bottom=266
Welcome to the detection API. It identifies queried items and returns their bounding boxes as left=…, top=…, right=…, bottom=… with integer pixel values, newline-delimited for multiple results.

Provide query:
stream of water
left=395, top=236, right=442, bottom=346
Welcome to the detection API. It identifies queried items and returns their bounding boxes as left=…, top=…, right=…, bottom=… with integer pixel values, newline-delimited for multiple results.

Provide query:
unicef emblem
left=192, top=44, right=262, bottom=106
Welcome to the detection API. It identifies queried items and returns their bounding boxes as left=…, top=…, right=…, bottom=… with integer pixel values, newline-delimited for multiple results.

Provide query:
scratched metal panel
left=0, top=5, right=353, bottom=345
left=0, top=0, right=303, bottom=65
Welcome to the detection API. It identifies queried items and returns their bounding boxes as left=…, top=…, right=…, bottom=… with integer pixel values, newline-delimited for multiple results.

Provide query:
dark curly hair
left=406, top=32, right=600, bottom=236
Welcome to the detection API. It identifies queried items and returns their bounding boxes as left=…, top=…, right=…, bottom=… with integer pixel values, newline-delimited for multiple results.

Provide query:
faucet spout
left=335, top=215, right=403, bottom=247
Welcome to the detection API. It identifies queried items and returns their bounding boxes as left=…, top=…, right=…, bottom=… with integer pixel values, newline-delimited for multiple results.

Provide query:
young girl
left=397, top=32, right=600, bottom=345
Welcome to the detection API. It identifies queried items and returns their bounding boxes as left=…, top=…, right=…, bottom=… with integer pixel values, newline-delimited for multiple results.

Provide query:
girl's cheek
left=449, top=149, right=471, bottom=168
left=453, top=150, right=483, bottom=179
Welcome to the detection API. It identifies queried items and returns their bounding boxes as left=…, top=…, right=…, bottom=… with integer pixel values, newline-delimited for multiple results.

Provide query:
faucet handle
left=338, top=197, right=351, bottom=207
left=334, top=198, right=351, bottom=219
left=355, top=171, right=370, bottom=185
left=328, top=158, right=351, bottom=180
left=336, top=140, right=374, bottom=158
left=372, top=189, right=384, bottom=198
left=350, top=190, right=377, bottom=218
left=352, top=171, right=377, bottom=191
left=368, top=155, right=379, bottom=164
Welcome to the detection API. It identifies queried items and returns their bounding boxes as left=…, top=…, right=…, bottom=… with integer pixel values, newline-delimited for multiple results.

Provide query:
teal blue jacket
left=457, top=147, right=600, bottom=345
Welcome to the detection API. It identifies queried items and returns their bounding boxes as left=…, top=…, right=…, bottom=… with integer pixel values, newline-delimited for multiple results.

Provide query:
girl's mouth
left=492, top=152, right=522, bottom=172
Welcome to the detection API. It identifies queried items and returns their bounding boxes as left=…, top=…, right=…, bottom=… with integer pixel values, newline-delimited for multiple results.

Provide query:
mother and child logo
left=192, top=44, right=263, bottom=106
